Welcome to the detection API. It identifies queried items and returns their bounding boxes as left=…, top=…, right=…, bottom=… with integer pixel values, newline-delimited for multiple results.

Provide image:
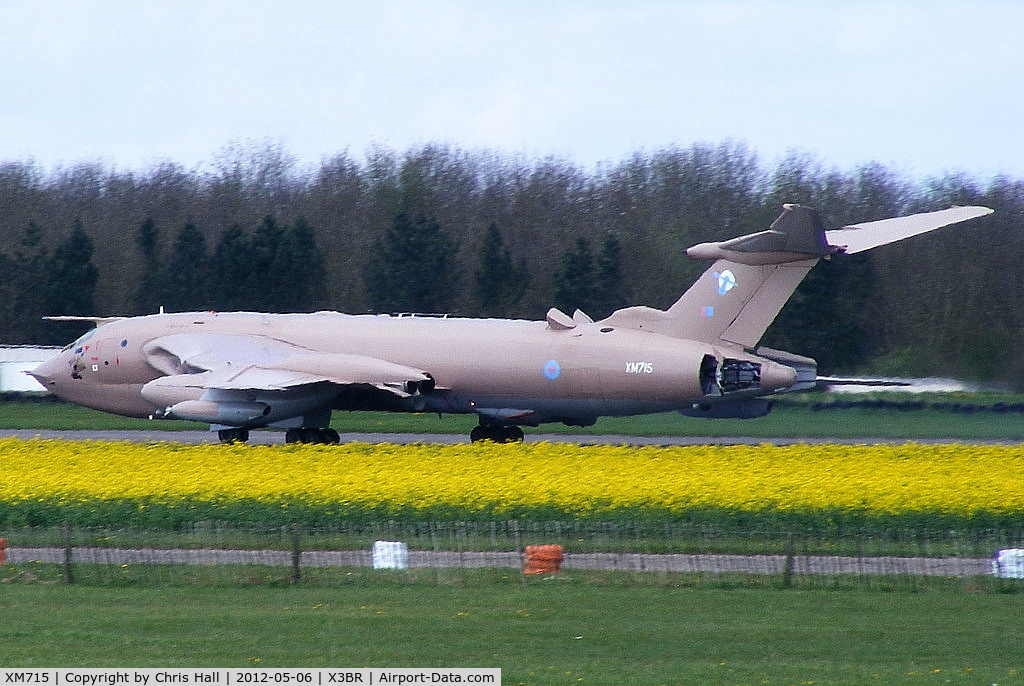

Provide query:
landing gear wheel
left=502, top=426, right=525, bottom=443
left=218, top=428, right=250, bottom=444
left=470, top=424, right=525, bottom=443
left=286, top=427, right=341, bottom=445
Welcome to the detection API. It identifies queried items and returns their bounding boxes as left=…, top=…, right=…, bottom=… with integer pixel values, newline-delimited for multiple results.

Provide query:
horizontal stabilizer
left=825, top=206, right=993, bottom=254
left=685, top=205, right=835, bottom=265
left=607, top=203, right=993, bottom=349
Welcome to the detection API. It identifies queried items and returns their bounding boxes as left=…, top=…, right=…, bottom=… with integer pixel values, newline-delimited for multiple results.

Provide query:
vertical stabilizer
left=601, top=205, right=827, bottom=347
left=600, top=204, right=992, bottom=349
left=673, top=205, right=831, bottom=346
left=665, top=257, right=818, bottom=347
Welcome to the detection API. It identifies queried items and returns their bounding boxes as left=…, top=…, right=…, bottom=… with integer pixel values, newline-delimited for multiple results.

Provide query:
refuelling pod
left=163, top=400, right=271, bottom=425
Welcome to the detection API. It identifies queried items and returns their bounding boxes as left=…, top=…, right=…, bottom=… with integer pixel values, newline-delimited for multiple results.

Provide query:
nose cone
left=28, top=354, right=67, bottom=391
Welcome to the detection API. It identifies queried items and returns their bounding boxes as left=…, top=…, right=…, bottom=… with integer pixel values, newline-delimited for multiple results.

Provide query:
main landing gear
left=470, top=424, right=525, bottom=443
left=285, top=427, right=341, bottom=445
left=216, top=427, right=341, bottom=444
left=218, top=428, right=250, bottom=444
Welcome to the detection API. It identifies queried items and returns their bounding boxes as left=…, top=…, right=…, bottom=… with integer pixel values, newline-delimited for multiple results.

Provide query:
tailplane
left=600, top=204, right=992, bottom=348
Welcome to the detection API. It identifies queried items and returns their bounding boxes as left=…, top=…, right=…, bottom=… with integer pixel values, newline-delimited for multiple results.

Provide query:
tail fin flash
left=600, top=204, right=992, bottom=348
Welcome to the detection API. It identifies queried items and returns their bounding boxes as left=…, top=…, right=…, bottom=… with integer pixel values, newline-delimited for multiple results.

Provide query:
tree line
left=1, top=140, right=1021, bottom=385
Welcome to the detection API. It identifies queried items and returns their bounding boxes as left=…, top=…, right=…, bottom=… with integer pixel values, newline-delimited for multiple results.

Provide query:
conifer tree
left=134, top=217, right=163, bottom=314
left=246, top=215, right=287, bottom=310
left=474, top=223, right=529, bottom=316
left=275, top=217, right=325, bottom=311
left=208, top=223, right=251, bottom=310
left=163, top=221, right=209, bottom=311
left=1, top=221, right=50, bottom=342
left=593, top=232, right=629, bottom=318
left=553, top=236, right=596, bottom=315
left=42, top=219, right=99, bottom=343
left=363, top=212, right=459, bottom=313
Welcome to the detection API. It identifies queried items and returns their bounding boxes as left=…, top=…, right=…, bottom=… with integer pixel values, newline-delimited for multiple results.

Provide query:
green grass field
left=5, top=394, right=1024, bottom=439
left=4, top=395, right=1024, bottom=682
left=1, top=578, right=1022, bottom=684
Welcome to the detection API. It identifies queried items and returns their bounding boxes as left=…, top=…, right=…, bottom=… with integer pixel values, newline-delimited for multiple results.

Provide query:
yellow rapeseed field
left=2, top=438, right=1023, bottom=529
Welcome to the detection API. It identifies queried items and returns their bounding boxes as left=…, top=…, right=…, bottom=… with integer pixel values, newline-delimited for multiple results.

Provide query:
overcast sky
left=2, top=0, right=1022, bottom=180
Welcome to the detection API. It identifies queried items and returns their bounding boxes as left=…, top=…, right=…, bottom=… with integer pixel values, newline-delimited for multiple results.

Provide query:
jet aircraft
left=30, top=204, right=992, bottom=444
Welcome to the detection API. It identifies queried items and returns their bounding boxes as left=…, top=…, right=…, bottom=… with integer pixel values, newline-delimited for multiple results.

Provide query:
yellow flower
left=1, top=438, right=1023, bottom=524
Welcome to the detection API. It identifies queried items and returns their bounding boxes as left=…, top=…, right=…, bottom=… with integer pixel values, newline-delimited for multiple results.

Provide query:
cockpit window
left=64, top=328, right=97, bottom=353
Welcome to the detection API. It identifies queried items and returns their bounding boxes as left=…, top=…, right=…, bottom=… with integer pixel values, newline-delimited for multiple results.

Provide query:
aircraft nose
left=28, top=354, right=66, bottom=390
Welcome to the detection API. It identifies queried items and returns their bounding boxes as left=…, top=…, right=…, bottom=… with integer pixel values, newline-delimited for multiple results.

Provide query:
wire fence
left=2, top=521, right=1023, bottom=590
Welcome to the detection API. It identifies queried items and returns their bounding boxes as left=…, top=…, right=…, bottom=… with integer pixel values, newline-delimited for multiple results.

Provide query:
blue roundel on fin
left=714, top=269, right=737, bottom=295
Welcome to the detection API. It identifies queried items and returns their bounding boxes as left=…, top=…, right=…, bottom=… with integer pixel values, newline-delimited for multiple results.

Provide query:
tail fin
left=600, top=203, right=992, bottom=348
left=664, top=256, right=818, bottom=347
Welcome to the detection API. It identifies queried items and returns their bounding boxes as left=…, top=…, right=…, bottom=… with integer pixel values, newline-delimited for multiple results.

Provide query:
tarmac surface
left=0, top=428, right=1014, bottom=446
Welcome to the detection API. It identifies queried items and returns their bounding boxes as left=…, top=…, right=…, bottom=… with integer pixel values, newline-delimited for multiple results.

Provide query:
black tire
left=218, top=428, right=249, bottom=444
left=287, top=427, right=341, bottom=445
left=470, top=425, right=525, bottom=443
left=503, top=426, right=525, bottom=443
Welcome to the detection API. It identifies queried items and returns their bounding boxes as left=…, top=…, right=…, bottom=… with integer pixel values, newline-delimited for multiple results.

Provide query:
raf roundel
left=543, top=359, right=561, bottom=380
left=714, top=269, right=738, bottom=295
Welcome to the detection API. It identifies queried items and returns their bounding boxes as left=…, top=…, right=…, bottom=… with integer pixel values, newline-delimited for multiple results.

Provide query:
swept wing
left=139, top=332, right=435, bottom=428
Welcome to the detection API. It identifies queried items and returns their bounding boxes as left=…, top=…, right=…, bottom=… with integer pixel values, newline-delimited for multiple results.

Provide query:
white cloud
left=1, top=0, right=1022, bottom=178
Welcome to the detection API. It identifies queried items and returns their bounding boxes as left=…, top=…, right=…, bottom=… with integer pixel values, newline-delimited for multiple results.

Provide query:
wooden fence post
left=62, top=520, right=74, bottom=584
left=290, top=524, right=301, bottom=584
left=782, top=532, right=796, bottom=588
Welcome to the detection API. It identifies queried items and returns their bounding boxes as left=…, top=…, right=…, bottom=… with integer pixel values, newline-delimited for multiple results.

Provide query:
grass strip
left=0, top=580, right=1022, bottom=684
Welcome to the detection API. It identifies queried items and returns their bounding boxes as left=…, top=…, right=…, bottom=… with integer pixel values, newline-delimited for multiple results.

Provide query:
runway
left=0, top=428, right=1005, bottom=446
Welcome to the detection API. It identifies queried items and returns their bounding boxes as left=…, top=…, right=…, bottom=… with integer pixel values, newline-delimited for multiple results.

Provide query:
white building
left=0, top=346, right=60, bottom=392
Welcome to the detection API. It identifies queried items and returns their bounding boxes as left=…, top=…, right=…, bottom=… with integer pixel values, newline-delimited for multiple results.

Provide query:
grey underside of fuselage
left=331, top=388, right=681, bottom=426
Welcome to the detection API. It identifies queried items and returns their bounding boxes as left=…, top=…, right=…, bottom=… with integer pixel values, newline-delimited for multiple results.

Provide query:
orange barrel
left=524, top=544, right=563, bottom=574
left=0, top=538, right=6, bottom=565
